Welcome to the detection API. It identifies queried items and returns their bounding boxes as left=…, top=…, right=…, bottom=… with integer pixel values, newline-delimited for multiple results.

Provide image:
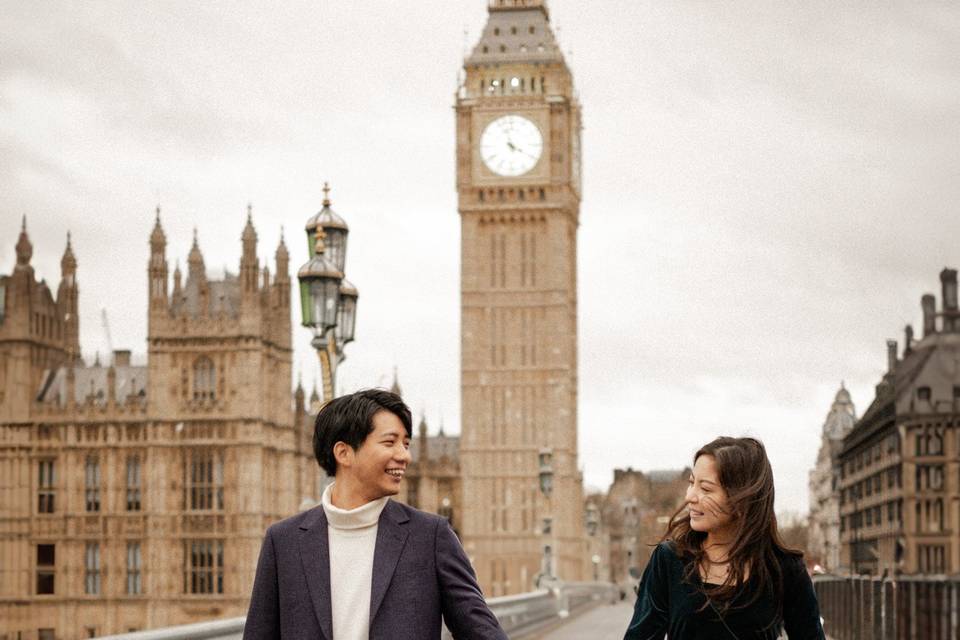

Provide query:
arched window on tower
left=193, top=356, right=216, bottom=401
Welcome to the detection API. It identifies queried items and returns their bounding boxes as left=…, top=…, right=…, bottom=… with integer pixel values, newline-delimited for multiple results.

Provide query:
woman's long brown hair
left=662, top=436, right=801, bottom=618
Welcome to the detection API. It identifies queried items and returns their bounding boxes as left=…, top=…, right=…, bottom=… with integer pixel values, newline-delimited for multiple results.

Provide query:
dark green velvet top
left=624, top=542, right=825, bottom=640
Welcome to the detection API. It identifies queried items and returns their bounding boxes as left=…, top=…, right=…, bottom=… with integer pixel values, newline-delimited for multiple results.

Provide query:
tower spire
left=15, top=215, right=33, bottom=267
left=188, top=228, right=205, bottom=282
left=322, top=182, right=331, bottom=207
left=61, top=232, right=77, bottom=276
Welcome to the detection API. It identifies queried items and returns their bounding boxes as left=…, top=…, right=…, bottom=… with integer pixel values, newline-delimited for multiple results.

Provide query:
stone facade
left=396, top=415, right=462, bottom=538
left=456, top=0, right=586, bottom=596
left=807, top=385, right=857, bottom=572
left=838, top=269, right=960, bottom=575
left=601, top=468, right=688, bottom=587
left=0, top=213, right=319, bottom=639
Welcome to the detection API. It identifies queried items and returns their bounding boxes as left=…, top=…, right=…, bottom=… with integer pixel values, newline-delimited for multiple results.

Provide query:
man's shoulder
left=386, top=499, right=448, bottom=531
left=264, top=507, right=321, bottom=538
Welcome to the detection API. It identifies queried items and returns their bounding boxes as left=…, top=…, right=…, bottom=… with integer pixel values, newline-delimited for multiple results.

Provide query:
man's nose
left=397, top=446, right=412, bottom=463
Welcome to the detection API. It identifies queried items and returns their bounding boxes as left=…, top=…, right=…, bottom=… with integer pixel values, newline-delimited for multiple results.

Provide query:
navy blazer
left=243, top=499, right=507, bottom=640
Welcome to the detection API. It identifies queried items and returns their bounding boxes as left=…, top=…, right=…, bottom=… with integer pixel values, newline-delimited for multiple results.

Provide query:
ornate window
left=185, top=450, right=224, bottom=511
left=126, top=455, right=142, bottom=511
left=184, top=540, right=224, bottom=594
left=84, top=542, right=100, bottom=595
left=85, top=457, right=101, bottom=512
left=127, top=542, right=142, bottom=595
left=192, top=356, right=216, bottom=401
left=38, top=459, right=55, bottom=513
left=36, top=544, right=55, bottom=595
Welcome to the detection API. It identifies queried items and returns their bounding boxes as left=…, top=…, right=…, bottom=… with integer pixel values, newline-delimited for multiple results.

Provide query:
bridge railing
left=814, top=573, right=960, bottom=640
left=97, top=582, right=618, bottom=640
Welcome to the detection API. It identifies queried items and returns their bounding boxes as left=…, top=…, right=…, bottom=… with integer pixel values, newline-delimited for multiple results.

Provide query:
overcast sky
left=3, top=1, right=959, bottom=514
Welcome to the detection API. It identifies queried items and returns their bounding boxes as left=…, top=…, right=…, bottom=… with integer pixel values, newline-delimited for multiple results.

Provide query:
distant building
left=838, top=269, right=960, bottom=575
left=602, top=467, right=688, bottom=586
left=398, top=414, right=462, bottom=537
left=0, top=213, right=318, bottom=638
left=808, top=384, right=857, bottom=572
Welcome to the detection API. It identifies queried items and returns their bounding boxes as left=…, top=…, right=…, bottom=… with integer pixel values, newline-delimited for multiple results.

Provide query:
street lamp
left=537, top=448, right=555, bottom=582
left=298, top=183, right=357, bottom=403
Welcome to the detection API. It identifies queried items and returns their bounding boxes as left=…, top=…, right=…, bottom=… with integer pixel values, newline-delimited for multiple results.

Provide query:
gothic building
left=457, top=0, right=586, bottom=595
left=0, top=212, right=318, bottom=639
left=601, top=468, right=688, bottom=586
left=838, top=269, right=960, bottom=575
left=398, top=415, right=462, bottom=537
left=807, top=384, right=857, bottom=572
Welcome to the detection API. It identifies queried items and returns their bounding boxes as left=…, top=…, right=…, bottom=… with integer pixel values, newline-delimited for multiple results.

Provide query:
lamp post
left=538, top=448, right=555, bottom=582
left=298, top=183, right=357, bottom=403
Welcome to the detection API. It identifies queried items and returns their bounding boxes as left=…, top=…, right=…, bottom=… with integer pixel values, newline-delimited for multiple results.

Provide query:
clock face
left=480, top=115, right=543, bottom=177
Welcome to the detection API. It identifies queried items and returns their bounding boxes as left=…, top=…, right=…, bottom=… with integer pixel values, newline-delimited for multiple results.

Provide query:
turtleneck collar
left=321, top=482, right=389, bottom=531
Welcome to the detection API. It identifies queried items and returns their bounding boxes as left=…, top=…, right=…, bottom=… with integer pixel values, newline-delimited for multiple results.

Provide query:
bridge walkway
left=534, top=601, right=633, bottom=639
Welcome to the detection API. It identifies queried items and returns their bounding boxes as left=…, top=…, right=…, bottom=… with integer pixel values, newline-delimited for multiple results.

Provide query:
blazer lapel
left=298, top=507, right=334, bottom=640
left=369, top=500, right=410, bottom=624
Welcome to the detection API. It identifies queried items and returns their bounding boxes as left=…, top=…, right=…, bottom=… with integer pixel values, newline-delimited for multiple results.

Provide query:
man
left=243, top=389, right=507, bottom=640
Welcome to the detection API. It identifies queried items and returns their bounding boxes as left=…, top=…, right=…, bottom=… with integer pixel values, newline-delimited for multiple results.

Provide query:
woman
left=623, top=437, right=825, bottom=639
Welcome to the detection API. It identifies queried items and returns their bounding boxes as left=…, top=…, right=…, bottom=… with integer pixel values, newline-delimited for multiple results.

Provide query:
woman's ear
left=333, top=441, right=354, bottom=469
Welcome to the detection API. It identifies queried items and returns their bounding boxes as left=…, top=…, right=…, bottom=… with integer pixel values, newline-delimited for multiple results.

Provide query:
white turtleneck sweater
left=321, top=483, right=389, bottom=640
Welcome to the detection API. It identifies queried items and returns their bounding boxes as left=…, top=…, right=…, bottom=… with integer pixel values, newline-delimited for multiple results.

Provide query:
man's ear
left=333, top=441, right=354, bottom=469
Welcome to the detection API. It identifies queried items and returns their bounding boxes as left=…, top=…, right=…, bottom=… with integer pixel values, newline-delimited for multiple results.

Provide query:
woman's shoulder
left=773, top=546, right=808, bottom=580
left=651, top=540, right=685, bottom=566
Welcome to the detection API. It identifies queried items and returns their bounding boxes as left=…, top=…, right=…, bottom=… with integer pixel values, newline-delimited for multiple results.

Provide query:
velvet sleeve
left=781, top=555, right=826, bottom=640
left=623, top=543, right=670, bottom=640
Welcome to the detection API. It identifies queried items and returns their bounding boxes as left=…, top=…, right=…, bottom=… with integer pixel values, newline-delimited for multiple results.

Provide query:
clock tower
left=456, top=0, right=584, bottom=596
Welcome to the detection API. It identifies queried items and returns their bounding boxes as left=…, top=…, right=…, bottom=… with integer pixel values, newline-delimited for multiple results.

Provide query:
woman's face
left=685, top=454, right=734, bottom=535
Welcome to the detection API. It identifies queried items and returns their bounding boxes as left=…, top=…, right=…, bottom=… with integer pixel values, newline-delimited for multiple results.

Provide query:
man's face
left=344, top=410, right=411, bottom=501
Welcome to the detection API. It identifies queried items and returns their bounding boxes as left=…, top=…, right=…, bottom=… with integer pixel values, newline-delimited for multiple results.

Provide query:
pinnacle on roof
left=242, top=204, right=258, bottom=245
left=187, top=228, right=206, bottom=282
left=61, top=232, right=77, bottom=275
left=390, top=367, right=402, bottom=397
left=150, top=206, right=166, bottom=249
left=15, top=215, right=32, bottom=266
left=276, top=227, right=289, bottom=261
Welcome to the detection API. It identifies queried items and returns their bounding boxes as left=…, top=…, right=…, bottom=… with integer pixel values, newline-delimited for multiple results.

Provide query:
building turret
left=390, top=367, right=402, bottom=397
left=274, top=230, right=290, bottom=308
left=149, top=208, right=169, bottom=311
left=941, top=268, right=958, bottom=332
left=240, top=206, right=259, bottom=297
left=172, top=261, right=182, bottom=300
left=294, top=375, right=305, bottom=416
left=187, top=229, right=206, bottom=285
left=922, top=294, right=937, bottom=337
left=57, top=232, right=80, bottom=359
left=419, top=414, right=430, bottom=462
left=15, top=216, right=32, bottom=270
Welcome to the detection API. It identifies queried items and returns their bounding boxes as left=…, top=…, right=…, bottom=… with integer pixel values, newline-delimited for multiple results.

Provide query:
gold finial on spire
left=247, top=202, right=253, bottom=220
left=322, top=182, right=331, bottom=207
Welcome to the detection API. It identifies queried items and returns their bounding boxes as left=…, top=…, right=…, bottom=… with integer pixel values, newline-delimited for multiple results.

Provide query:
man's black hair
left=312, top=388, right=413, bottom=477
